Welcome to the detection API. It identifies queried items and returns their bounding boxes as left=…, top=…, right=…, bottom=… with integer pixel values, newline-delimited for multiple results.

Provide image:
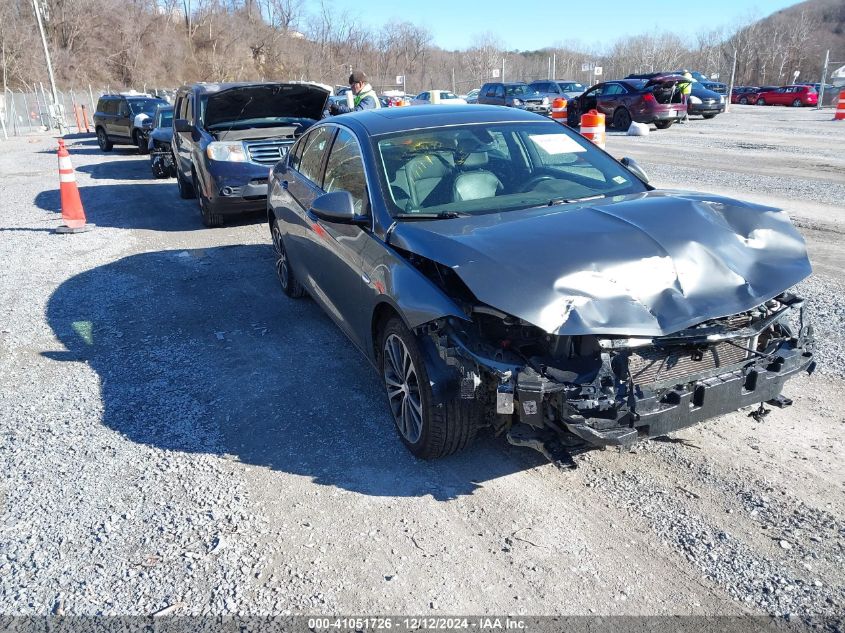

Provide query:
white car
left=410, top=90, right=467, bottom=105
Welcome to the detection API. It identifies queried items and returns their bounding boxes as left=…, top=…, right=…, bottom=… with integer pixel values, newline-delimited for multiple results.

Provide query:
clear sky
left=323, top=0, right=801, bottom=51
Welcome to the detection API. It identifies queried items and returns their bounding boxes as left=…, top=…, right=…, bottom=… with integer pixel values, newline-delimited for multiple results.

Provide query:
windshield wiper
left=393, top=211, right=468, bottom=219
left=548, top=194, right=606, bottom=206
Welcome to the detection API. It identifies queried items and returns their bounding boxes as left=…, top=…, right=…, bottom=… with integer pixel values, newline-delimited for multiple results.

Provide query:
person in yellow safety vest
left=680, top=70, right=693, bottom=123
left=330, top=71, right=382, bottom=115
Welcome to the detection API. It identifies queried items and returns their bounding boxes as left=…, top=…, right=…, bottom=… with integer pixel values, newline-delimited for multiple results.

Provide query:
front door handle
left=281, top=180, right=288, bottom=190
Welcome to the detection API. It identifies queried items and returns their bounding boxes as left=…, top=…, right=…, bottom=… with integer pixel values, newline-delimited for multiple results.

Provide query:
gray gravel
left=1, top=112, right=843, bottom=622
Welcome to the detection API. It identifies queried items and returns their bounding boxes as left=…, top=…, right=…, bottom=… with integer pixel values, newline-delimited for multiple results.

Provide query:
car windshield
left=128, top=99, right=166, bottom=116
left=376, top=121, right=647, bottom=218
left=505, top=85, right=536, bottom=97
left=157, top=109, right=173, bottom=127
left=441, top=92, right=460, bottom=99
left=559, top=83, right=585, bottom=92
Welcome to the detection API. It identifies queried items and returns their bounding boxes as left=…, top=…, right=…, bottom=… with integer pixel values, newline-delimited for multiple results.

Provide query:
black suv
left=172, top=82, right=329, bottom=227
left=673, top=70, right=727, bottom=94
left=477, top=82, right=550, bottom=114
left=93, top=93, right=168, bottom=153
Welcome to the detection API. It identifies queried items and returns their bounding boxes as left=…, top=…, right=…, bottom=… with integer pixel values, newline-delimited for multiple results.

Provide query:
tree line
left=0, top=0, right=826, bottom=94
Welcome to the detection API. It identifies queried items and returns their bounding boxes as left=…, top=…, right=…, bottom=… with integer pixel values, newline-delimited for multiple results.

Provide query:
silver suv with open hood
left=172, top=82, right=329, bottom=227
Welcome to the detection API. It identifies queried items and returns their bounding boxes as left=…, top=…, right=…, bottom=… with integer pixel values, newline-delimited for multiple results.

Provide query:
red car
left=568, top=76, right=687, bottom=129
left=755, top=85, right=818, bottom=107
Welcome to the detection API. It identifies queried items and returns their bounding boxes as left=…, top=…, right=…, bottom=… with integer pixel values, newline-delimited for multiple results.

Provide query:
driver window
left=323, top=128, right=368, bottom=215
left=494, top=85, right=505, bottom=98
left=118, top=101, right=129, bottom=117
left=298, top=126, right=334, bottom=185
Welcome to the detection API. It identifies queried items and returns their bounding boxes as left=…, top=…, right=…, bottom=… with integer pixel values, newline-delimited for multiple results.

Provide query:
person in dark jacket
left=330, top=71, right=382, bottom=114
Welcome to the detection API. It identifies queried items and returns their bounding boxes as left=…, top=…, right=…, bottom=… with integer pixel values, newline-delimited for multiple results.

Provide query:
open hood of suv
left=204, top=83, right=329, bottom=128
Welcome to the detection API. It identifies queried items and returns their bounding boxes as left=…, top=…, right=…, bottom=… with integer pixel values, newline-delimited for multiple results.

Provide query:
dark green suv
left=93, top=93, right=168, bottom=153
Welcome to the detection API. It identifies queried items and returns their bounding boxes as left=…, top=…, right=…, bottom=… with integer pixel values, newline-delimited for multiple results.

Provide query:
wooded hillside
left=1, top=0, right=841, bottom=92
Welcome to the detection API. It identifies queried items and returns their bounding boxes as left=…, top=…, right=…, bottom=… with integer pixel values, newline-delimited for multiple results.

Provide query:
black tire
left=379, top=316, right=480, bottom=459
left=612, top=107, right=632, bottom=130
left=150, top=155, right=167, bottom=179
left=175, top=161, right=196, bottom=199
left=134, top=131, right=149, bottom=154
left=739, top=97, right=748, bottom=105
left=792, top=99, right=803, bottom=107
left=96, top=127, right=113, bottom=152
left=654, top=120, right=673, bottom=129
left=702, top=113, right=717, bottom=119
left=195, top=171, right=223, bottom=227
left=756, top=97, right=766, bottom=105
left=271, top=220, right=306, bottom=298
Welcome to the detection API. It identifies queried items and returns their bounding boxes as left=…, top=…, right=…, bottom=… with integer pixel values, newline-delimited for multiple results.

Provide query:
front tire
left=379, top=317, right=480, bottom=459
left=96, top=127, right=113, bottom=152
left=756, top=97, right=766, bottom=105
left=195, top=172, right=223, bottom=227
left=739, top=97, right=749, bottom=104
left=175, top=161, right=196, bottom=199
left=271, top=221, right=305, bottom=298
left=654, top=120, right=673, bottom=129
left=792, top=99, right=803, bottom=107
left=134, top=131, right=149, bottom=154
left=702, top=113, right=717, bottom=119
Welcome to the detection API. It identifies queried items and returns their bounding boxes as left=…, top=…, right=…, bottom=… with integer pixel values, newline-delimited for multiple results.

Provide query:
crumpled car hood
left=389, top=191, right=812, bottom=336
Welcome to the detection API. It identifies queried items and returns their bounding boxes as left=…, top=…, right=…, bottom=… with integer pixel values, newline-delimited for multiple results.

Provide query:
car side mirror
left=174, top=118, right=193, bottom=133
left=310, top=191, right=368, bottom=225
left=621, top=156, right=650, bottom=184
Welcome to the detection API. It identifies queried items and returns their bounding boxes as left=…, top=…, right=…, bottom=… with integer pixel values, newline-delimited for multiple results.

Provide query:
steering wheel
left=519, top=175, right=556, bottom=193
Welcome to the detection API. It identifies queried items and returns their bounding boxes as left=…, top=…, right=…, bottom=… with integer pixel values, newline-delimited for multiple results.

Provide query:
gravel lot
left=1, top=106, right=843, bottom=628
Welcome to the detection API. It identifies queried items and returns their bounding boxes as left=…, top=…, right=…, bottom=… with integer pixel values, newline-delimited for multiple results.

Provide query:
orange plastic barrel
left=551, top=97, right=568, bottom=125
left=835, top=89, right=845, bottom=121
left=580, top=109, right=606, bottom=149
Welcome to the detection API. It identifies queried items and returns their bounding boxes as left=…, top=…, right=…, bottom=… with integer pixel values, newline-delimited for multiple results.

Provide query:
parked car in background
left=626, top=73, right=724, bottom=119
left=731, top=86, right=759, bottom=104
left=755, top=85, right=818, bottom=107
left=148, top=105, right=175, bottom=179
left=569, top=77, right=686, bottom=129
left=673, top=70, right=727, bottom=94
left=411, top=90, right=467, bottom=105
left=172, top=82, right=328, bottom=227
left=93, top=93, right=168, bottom=152
left=477, top=82, right=550, bottom=114
left=462, top=88, right=480, bottom=103
left=266, top=104, right=814, bottom=463
left=529, top=80, right=587, bottom=101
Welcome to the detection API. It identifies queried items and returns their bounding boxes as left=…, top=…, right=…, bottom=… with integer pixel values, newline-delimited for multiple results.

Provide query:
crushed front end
left=424, top=293, right=815, bottom=460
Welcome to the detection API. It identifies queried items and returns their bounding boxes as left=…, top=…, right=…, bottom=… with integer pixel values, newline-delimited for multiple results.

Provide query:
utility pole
left=818, top=49, right=829, bottom=110
left=726, top=49, right=737, bottom=113
left=552, top=53, right=556, bottom=80
left=501, top=58, right=505, bottom=83
left=31, top=0, right=66, bottom=133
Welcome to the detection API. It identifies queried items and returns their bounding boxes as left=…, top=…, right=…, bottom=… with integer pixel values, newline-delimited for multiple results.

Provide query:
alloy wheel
left=383, top=333, right=423, bottom=444
left=271, top=225, right=290, bottom=290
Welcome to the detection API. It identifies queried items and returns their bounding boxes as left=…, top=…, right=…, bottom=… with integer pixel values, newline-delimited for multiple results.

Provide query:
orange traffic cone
left=834, top=89, right=845, bottom=121
left=55, top=139, right=93, bottom=234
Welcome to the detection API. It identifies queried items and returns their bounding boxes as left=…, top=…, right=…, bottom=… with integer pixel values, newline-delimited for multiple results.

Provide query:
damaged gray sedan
left=267, top=104, right=815, bottom=464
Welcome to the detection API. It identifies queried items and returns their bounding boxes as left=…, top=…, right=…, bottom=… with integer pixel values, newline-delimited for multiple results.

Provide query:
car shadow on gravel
left=45, top=245, right=533, bottom=500
left=76, top=159, right=153, bottom=181
left=34, top=182, right=204, bottom=231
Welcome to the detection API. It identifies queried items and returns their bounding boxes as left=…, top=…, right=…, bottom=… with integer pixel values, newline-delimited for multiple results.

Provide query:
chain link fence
left=0, top=86, right=138, bottom=139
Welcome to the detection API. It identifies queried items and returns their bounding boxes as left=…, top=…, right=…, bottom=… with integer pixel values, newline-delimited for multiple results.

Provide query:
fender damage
left=388, top=192, right=816, bottom=462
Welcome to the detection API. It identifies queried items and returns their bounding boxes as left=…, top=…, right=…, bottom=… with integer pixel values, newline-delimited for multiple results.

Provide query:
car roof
left=332, top=104, right=553, bottom=136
